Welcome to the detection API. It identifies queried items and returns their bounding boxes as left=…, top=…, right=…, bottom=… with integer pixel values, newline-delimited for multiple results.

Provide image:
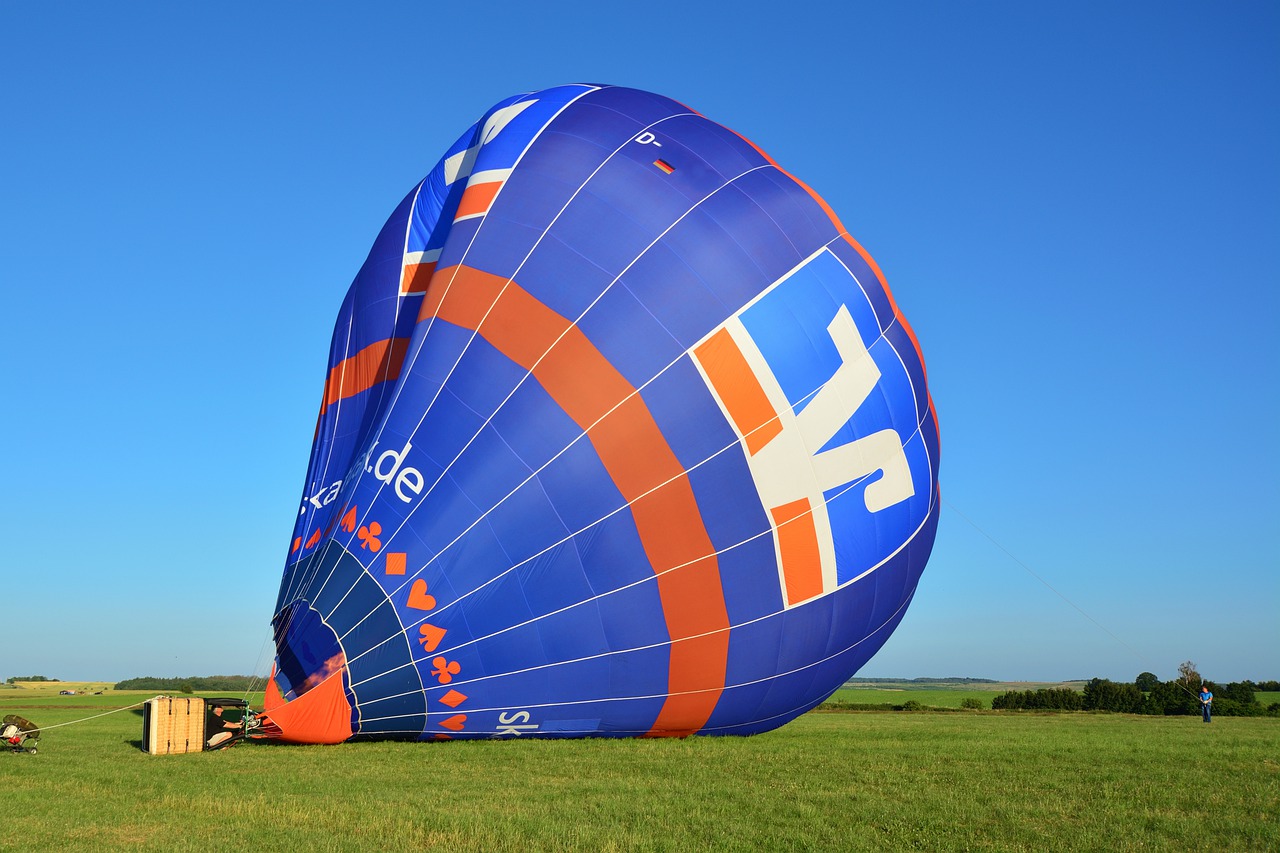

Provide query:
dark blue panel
left=576, top=278, right=683, bottom=390
left=457, top=566, right=535, bottom=640
left=576, top=508, right=658, bottom=592
left=640, top=358, right=740, bottom=469
left=529, top=600, right=610, bottom=662
left=544, top=183, right=665, bottom=282
left=749, top=167, right=844, bottom=254
left=827, top=238, right=898, bottom=332
left=509, top=232, right=614, bottom=322
left=708, top=523, right=781, bottom=625
left=531, top=436, right=627, bottom=534
left=489, top=366, right=587, bottom=472
left=618, top=241, right=731, bottom=349
left=462, top=212, right=546, bottom=283
left=437, top=331, right=534, bottom=423
left=593, top=573, right=669, bottom=651
left=450, top=423, right=534, bottom=511
left=579, top=86, right=688, bottom=130
left=661, top=207, right=772, bottom=318
left=429, top=518, right=519, bottom=615
left=472, top=619, right=550, bottom=676
left=518, top=541, right=595, bottom=617
left=484, top=474, right=572, bottom=568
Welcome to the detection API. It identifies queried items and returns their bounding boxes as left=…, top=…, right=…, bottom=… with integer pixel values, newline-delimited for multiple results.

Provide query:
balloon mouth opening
left=272, top=601, right=347, bottom=701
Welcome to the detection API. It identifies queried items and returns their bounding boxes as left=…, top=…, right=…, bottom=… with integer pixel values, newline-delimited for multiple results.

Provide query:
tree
left=991, top=688, right=1083, bottom=711
left=1083, top=678, right=1143, bottom=713
left=1135, top=672, right=1159, bottom=692
left=1177, top=660, right=1202, bottom=689
left=1144, top=680, right=1198, bottom=716
left=1219, top=682, right=1257, bottom=706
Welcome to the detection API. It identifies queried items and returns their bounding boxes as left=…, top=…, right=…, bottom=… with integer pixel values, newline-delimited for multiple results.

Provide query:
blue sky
left=2, top=2, right=1275, bottom=685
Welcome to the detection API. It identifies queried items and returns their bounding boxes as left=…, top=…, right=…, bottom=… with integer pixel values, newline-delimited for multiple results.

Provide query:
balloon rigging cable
left=942, top=498, right=1202, bottom=700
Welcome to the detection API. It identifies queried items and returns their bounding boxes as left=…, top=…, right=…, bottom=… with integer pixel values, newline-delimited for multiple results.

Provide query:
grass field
left=2, top=686, right=1276, bottom=851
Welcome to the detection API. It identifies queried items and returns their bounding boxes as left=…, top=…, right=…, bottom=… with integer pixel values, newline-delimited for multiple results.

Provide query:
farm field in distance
left=822, top=679, right=1086, bottom=709
left=2, top=682, right=1276, bottom=851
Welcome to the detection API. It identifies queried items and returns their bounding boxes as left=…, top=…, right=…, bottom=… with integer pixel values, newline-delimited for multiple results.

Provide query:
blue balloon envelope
left=263, top=84, right=940, bottom=742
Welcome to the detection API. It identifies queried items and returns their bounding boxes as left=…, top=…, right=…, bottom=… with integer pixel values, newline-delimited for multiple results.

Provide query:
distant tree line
left=992, top=673, right=1278, bottom=717
left=5, top=675, right=59, bottom=683
left=114, top=675, right=259, bottom=693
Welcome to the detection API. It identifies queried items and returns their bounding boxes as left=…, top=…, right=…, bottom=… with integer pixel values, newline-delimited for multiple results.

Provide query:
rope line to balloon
left=939, top=499, right=1204, bottom=702
left=3, top=699, right=152, bottom=734
left=241, top=631, right=277, bottom=704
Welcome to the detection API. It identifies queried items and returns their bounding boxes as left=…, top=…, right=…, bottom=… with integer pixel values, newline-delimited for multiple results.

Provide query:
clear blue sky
left=2, top=2, right=1275, bottom=685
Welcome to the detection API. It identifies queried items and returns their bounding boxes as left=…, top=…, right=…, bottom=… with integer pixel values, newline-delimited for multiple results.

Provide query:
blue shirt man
left=1199, top=685, right=1213, bottom=722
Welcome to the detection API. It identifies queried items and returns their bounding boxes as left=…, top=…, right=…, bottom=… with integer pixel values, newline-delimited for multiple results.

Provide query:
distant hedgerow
left=991, top=688, right=1083, bottom=711
left=114, top=675, right=260, bottom=692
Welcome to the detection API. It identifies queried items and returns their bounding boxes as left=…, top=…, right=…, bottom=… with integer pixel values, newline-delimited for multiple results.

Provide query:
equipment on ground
left=141, top=697, right=259, bottom=754
left=2, top=714, right=39, bottom=754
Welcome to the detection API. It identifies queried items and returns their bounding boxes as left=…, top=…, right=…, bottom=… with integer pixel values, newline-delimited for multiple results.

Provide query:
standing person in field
left=1199, top=683, right=1213, bottom=723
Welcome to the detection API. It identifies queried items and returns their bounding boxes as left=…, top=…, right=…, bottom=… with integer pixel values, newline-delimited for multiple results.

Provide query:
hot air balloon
left=262, top=84, right=940, bottom=743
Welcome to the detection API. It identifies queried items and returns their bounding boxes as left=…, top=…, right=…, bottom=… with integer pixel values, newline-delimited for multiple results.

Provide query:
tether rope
left=5, top=698, right=154, bottom=734
left=942, top=498, right=1203, bottom=701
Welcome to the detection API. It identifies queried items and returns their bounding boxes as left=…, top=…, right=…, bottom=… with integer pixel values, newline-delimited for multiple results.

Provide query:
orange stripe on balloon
left=401, top=261, right=437, bottom=294
left=454, top=181, right=503, bottom=220
left=693, top=328, right=781, bottom=455
left=770, top=498, right=823, bottom=605
left=420, top=263, right=730, bottom=736
left=323, top=337, right=410, bottom=407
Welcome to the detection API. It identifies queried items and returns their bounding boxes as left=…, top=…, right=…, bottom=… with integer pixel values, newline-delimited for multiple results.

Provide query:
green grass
left=1256, top=691, right=1280, bottom=706
left=2, top=688, right=1277, bottom=851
